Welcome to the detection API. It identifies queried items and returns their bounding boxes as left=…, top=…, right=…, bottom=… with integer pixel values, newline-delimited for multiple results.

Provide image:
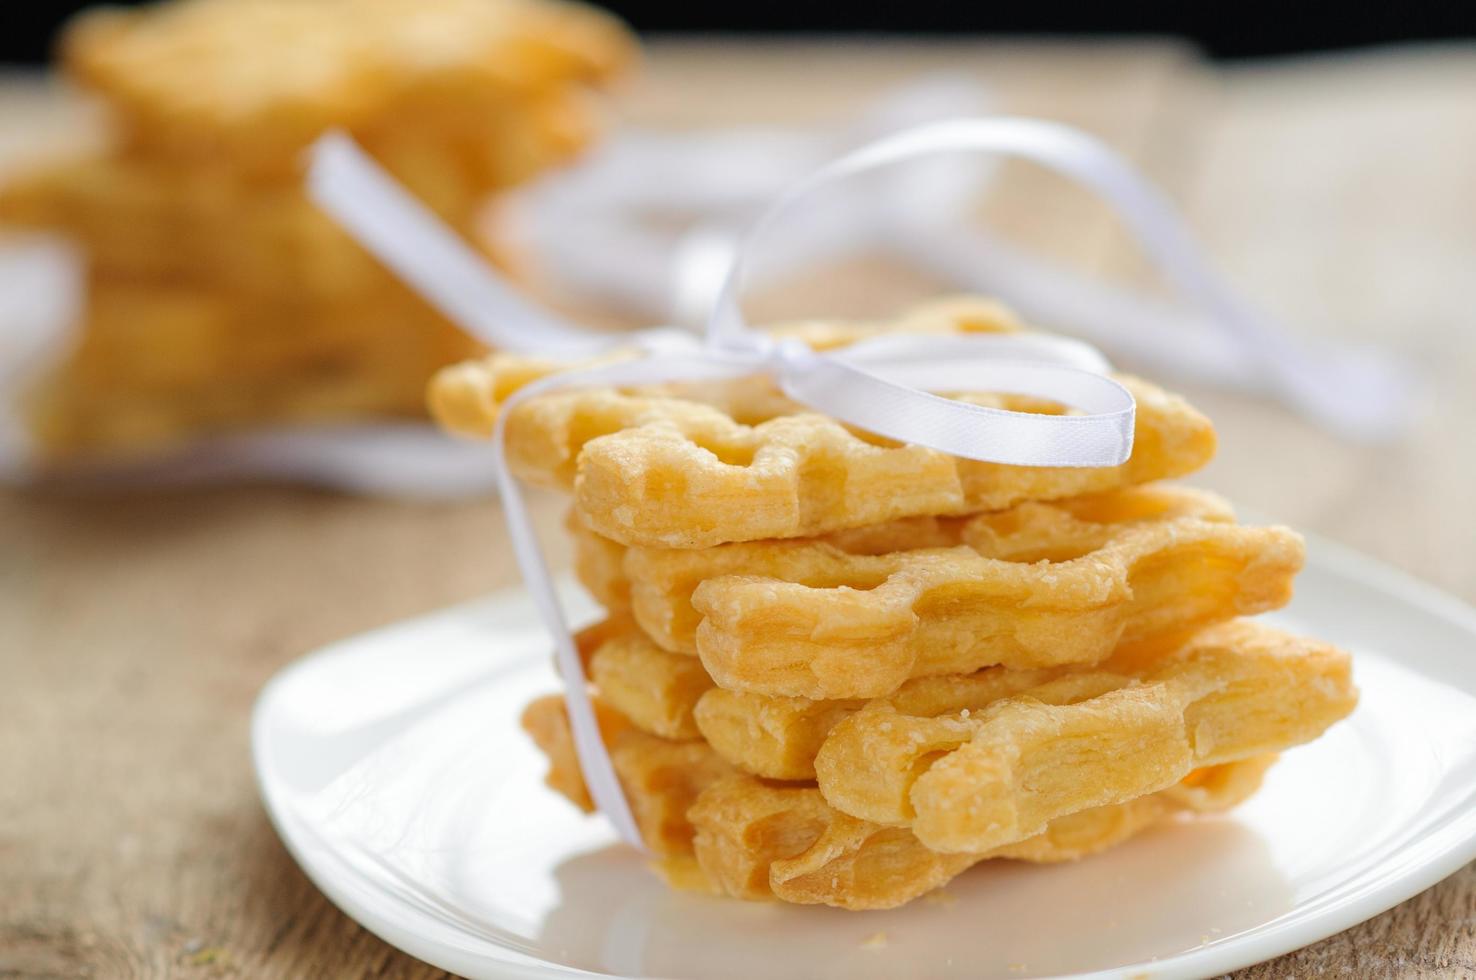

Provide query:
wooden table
left=4, top=39, right=1475, bottom=979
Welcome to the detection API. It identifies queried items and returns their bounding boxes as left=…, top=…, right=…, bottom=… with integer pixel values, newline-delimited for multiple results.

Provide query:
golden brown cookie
left=523, top=694, right=1277, bottom=909
left=24, top=278, right=483, bottom=457
left=430, top=299, right=1216, bottom=548
left=811, top=619, right=1355, bottom=853
left=62, top=0, right=634, bottom=176
left=573, top=485, right=1304, bottom=698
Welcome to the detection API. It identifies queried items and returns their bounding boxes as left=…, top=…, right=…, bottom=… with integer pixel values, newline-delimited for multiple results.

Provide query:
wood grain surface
left=3, top=39, right=1475, bottom=979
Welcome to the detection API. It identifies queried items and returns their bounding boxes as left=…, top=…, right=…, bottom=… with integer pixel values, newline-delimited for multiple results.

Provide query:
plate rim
left=252, top=531, right=1476, bottom=980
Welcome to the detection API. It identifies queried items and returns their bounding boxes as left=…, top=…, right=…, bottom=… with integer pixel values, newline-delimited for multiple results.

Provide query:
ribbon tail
left=306, top=132, right=611, bottom=357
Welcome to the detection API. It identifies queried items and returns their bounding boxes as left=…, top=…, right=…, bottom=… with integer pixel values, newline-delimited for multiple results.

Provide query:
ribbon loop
left=835, top=331, right=1113, bottom=374
left=773, top=348, right=1135, bottom=468
left=707, top=117, right=1191, bottom=349
left=308, top=132, right=618, bottom=357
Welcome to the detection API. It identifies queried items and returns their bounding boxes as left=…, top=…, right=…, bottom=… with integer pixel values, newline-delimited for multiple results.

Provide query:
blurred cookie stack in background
left=0, top=0, right=634, bottom=460
left=429, top=296, right=1359, bottom=909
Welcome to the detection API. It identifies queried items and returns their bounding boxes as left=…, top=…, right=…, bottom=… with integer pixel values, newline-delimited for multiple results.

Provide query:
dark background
left=4, top=0, right=1475, bottom=63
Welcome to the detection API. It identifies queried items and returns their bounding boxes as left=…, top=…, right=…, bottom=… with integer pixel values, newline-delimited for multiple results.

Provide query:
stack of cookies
left=1, top=0, right=633, bottom=459
left=430, top=297, right=1358, bottom=909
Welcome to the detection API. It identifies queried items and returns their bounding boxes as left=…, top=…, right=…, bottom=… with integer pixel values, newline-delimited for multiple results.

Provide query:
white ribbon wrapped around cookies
left=307, top=116, right=1347, bottom=849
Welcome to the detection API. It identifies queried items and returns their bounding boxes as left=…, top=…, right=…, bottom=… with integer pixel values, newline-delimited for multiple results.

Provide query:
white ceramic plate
left=253, top=536, right=1476, bottom=980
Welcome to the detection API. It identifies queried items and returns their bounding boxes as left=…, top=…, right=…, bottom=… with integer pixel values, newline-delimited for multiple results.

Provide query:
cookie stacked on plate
left=1, top=0, right=633, bottom=459
left=431, top=297, right=1358, bottom=909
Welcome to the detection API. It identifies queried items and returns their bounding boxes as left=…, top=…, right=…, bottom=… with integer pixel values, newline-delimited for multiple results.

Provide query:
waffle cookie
left=429, top=296, right=1029, bottom=439
left=0, top=150, right=501, bottom=302
left=574, top=615, right=1353, bottom=850
left=691, top=757, right=1274, bottom=908
left=810, top=619, right=1354, bottom=852
left=523, top=694, right=1278, bottom=909
left=60, top=0, right=634, bottom=177
left=7, top=0, right=634, bottom=459
left=429, top=300, right=1218, bottom=549
left=25, top=278, right=482, bottom=456
left=571, top=485, right=1305, bottom=698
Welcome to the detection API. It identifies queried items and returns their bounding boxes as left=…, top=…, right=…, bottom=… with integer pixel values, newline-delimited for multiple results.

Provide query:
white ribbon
left=0, top=235, right=84, bottom=480
left=314, top=117, right=1363, bottom=850
left=507, top=75, right=997, bottom=327
left=308, top=134, right=607, bottom=359
left=512, top=82, right=1414, bottom=440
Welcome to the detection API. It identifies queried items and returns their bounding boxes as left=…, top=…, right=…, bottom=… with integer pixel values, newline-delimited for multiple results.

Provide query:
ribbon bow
left=517, top=82, right=1413, bottom=441
left=307, top=117, right=1289, bottom=849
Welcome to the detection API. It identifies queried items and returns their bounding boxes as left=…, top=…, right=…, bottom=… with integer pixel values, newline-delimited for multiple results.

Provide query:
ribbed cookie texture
left=572, top=616, right=1353, bottom=842
left=573, top=485, right=1305, bottom=698
left=522, top=694, right=1276, bottom=910
left=472, top=374, right=1214, bottom=548
left=810, top=619, right=1355, bottom=853
left=428, top=299, right=1217, bottom=548
left=64, top=0, right=635, bottom=173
